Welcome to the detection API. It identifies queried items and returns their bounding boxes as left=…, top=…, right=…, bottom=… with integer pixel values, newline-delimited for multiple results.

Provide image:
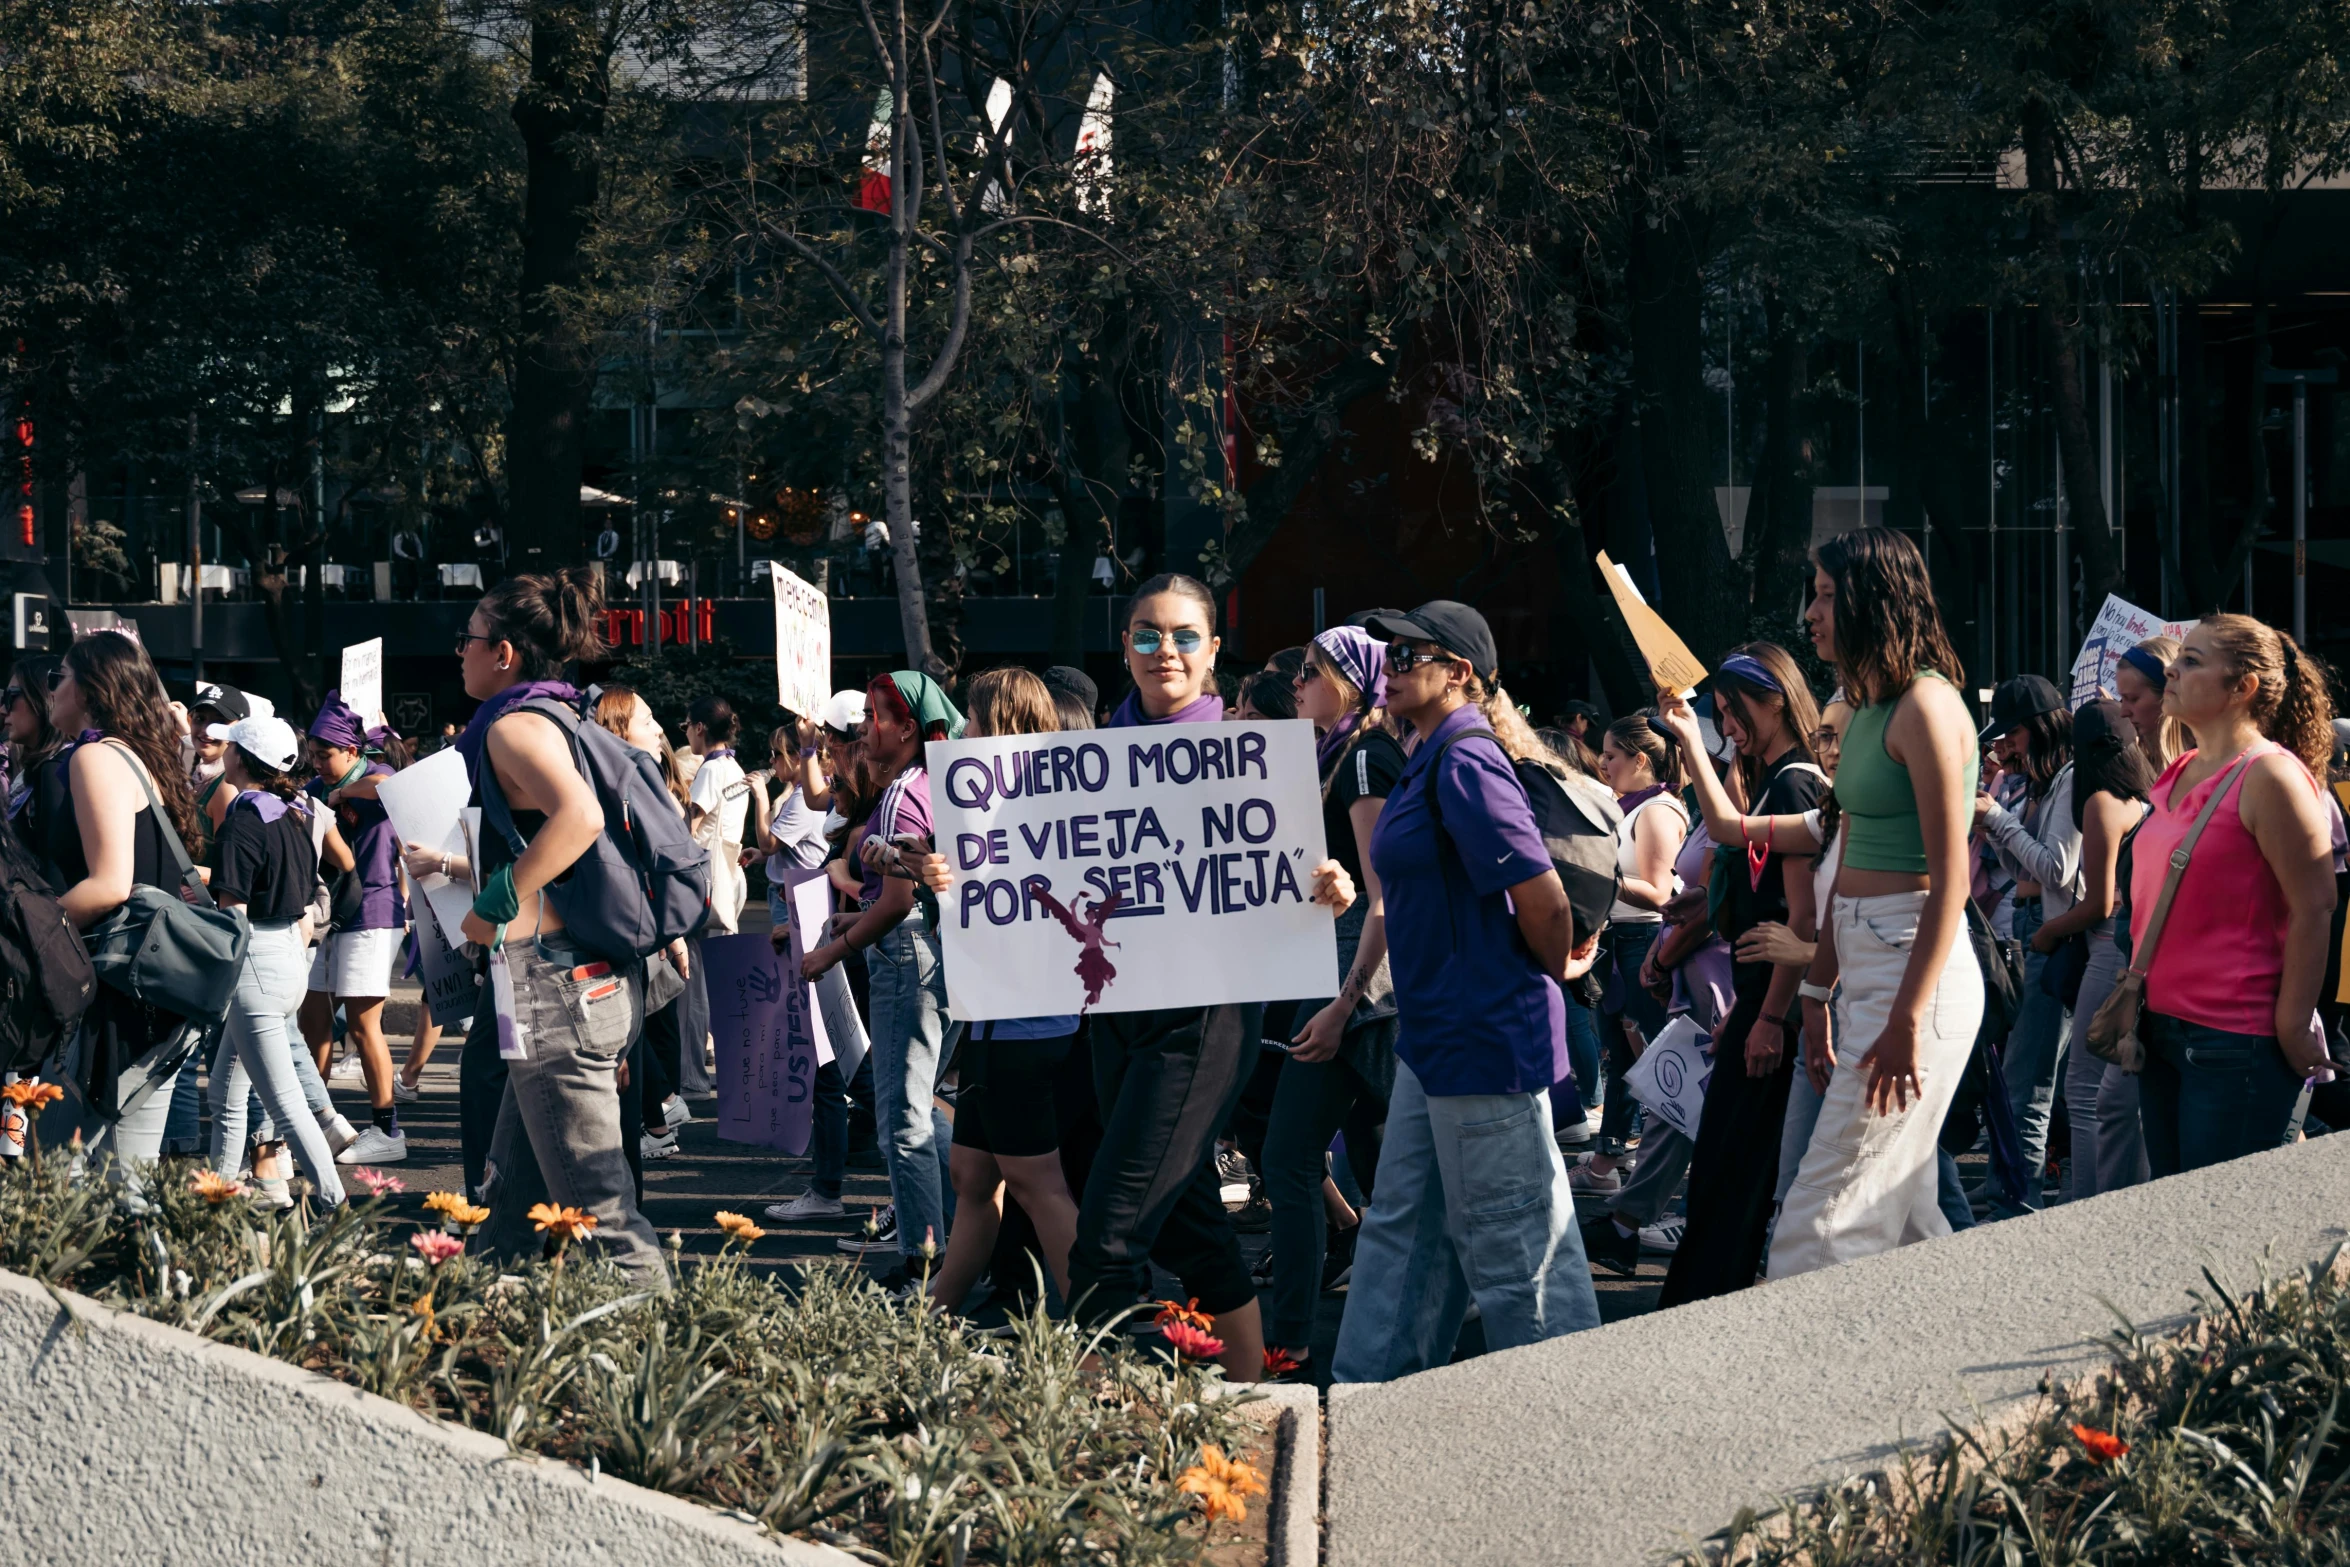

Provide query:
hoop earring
left=498, top=660, right=510, bottom=671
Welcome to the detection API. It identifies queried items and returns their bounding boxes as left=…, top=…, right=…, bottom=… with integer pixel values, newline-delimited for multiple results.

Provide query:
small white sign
left=2069, top=594, right=2190, bottom=709
left=340, top=637, right=383, bottom=728
left=926, top=719, right=1338, bottom=1021
left=770, top=565, right=831, bottom=721
left=1622, top=1015, right=1713, bottom=1142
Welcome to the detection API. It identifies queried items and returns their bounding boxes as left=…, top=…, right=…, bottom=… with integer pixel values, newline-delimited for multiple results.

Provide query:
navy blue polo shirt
left=1370, top=705, right=1565, bottom=1096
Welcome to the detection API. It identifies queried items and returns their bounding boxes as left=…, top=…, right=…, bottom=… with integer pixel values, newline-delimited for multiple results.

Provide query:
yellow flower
left=429, top=1192, right=492, bottom=1228
left=424, top=1191, right=468, bottom=1217
left=1177, top=1444, right=1266, bottom=1523
left=189, top=1170, right=245, bottom=1204
left=447, top=1202, right=490, bottom=1227
left=713, top=1211, right=767, bottom=1243
left=528, top=1202, right=597, bottom=1242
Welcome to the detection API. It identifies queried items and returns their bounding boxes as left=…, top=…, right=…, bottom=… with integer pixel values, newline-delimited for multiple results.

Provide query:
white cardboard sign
left=1622, top=1015, right=1713, bottom=1142
left=2069, top=593, right=2190, bottom=709
left=925, top=719, right=1338, bottom=1021
left=340, top=637, right=383, bottom=728
left=375, top=746, right=473, bottom=949
left=770, top=565, right=831, bottom=721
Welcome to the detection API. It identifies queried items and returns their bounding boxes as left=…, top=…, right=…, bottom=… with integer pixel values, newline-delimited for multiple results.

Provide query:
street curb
left=1226, top=1381, right=1321, bottom=1566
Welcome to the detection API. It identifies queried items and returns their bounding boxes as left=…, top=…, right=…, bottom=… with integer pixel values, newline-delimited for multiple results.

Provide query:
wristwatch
left=1797, top=980, right=1834, bottom=1004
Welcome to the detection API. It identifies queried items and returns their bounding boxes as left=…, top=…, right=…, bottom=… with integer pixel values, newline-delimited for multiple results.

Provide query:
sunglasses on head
left=1129, top=627, right=1205, bottom=656
left=1384, top=642, right=1461, bottom=673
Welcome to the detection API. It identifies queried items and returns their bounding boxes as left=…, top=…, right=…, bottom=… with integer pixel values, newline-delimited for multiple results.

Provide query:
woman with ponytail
left=203, top=715, right=344, bottom=1208
left=435, top=567, right=668, bottom=1285
left=43, top=632, right=207, bottom=1166
left=2129, top=616, right=2338, bottom=1173
left=2115, top=635, right=2188, bottom=772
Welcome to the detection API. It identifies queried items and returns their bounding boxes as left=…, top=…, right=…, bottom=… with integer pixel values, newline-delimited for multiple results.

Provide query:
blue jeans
left=1564, top=1001, right=1602, bottom=1115
left=2139, top=1012, right=2304, bottom=1177
left=1332, top=1060, right=1600, bottom=1383
left=1988, top=901, right=2069, bottom=1215
left=866, top=914, right=955, bottom=1261
left=1598, top=923, right=1666, bottom=1153
left=161, top=1061, right=205, bottom=1155
left=1935, top=1149, right=1975, bottom=1231
left=210, top=923, right=345, bottom=1205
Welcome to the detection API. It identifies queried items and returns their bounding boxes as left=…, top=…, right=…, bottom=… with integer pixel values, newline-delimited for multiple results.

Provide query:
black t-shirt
left=1322, top=730, right=1405, bottom=886
left=209, top=793, right=319, bottom=923
left=1720, top=750, right=1827, bottom=968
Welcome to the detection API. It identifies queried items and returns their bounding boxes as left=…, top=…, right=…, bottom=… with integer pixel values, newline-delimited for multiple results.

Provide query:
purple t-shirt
left=1370, top=705, right=1565, bottom=1096
left=859, top=764, right=933, bottom=909
left=310, top=761, right=408, bottom=931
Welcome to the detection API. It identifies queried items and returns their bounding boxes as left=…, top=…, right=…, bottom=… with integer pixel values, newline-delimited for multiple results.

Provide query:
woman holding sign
left=1331, top=600, right=1603, bottom=1383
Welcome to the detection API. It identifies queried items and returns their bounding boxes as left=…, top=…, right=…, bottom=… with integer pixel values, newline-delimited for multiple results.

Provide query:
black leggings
left=1656, top=970, right=1796, bottom=1309
left=1068, top=1003, right=1260, bottom=1322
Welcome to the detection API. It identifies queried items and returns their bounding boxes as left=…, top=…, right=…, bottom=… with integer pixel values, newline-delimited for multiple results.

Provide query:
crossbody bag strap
left=97, top=739, right=215, bottom=908
left=2127, top=752, right=2258, bottom=982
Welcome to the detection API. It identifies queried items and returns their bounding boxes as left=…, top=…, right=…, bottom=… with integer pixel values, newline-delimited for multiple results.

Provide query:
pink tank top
left=2130, top=740, right=2315, bottom=1034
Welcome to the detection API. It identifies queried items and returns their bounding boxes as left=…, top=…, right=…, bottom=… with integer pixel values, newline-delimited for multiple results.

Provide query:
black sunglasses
left=1384, top=642, right=1462, bottom=673
left=453, top=631, right=497, bottom=655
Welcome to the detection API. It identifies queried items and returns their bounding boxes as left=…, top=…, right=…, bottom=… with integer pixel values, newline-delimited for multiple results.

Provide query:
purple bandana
left=455, top=680, right=583, bottom=788
left=1107, top=688, right=1226, bottom=728
left=308, top=690, right=366, bottom=752
left=1312, top=626, right=1389, bottom=769
left=232, top=787, right=291, bottom=824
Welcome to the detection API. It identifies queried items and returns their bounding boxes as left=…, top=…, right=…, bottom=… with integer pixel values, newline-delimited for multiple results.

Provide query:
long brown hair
left=963, top=668, right=1059, bottom=739
left=63, top=633, right=203, bottom=851
left=1813, top=527, right=1964, bottom=708
left=1602, top=713, right=1682, bottom=791
left=1712, top=641, right=1822, bottom=800
left=476, top=566, right=605, bottom=681
left=7, top=653, right=63, bottom=780
left=2197, top=613, right=2337, bottom=775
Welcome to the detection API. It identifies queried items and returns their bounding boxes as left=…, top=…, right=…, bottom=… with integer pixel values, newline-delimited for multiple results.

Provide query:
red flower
left=2072, top=1423, right=2129, bottom=1463
left=1262, top=1347, right=1304, bottom=1378
left=1160, top=1320, right=1226, bottom=1362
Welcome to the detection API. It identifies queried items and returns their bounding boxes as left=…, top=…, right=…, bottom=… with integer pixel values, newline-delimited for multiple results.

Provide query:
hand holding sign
left=1596, top=550, right=1709, bottom=697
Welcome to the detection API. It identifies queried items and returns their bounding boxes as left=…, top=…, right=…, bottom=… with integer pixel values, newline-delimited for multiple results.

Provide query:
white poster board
left=770, top=565, right=831, bottom=721
left=926, top=719, right=1337, bottom=1021
left=411, top=896, right=482, bottom=1029
left=340, top=637, right=383, bottom=729
left=2069, top=594, right=2190, bottom=709
left=1622, top=1015, right=1712, bottom=1142
left=376, top=746, right=473, bottom=949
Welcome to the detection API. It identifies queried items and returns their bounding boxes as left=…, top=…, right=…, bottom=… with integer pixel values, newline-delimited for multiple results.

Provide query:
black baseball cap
left=1363, top=601, right=1501, bottom=684
left=1040, top=664, right=1098, bottom=714
left=190, top=681, right=250, bottom=724
left=1980, top=674, right=2063, bottom=742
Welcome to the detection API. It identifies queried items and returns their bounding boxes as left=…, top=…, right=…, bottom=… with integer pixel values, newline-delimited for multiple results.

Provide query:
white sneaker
left=329, top=1054, right=365, bottom=1081
left=318, top=1112, right=361, bottom=1155
left=765, top=1191, right=846, bottom=1221
left=1567, top=1160, right=1623, bottom=1196
left=661, top=1094, right=691, bottom=1129
left=335, top=1126, right=407, bottom=1165
left=392, top=1078, right=420, bottom=1103
left=1638, top=1216, right=1685, bottom=1255
left=640, top=1129, right=679, bottom=1161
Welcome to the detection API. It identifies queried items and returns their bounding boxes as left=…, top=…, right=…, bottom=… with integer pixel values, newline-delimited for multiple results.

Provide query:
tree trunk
left=2021, top=98, right=2121, bottom=608
left=879, top=31, right=936, bottom=674
left=1530, top=457, right=1647, bottom=713
left=504, top=0, right=608, bottom=572
left=1626, top=194, right=1745, bottom=663
left=1050, top=356, right=1129, bottom=666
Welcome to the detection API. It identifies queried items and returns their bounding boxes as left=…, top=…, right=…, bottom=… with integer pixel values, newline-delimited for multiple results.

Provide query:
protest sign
left=2069, top=593, right=2191, bottom=708
left=926, top=718, right=1338, bottom=1021
left=340, top=637, right=383, bottom=727
left=783, top=867, right=861, bottom=1079
left=705, top=932, right=816, bottom=1155
left=770, top=565, right=831, bottom=721
left=1595, top=551, right=1709, bottom=697
left=376, top=746, right=472, bottom=948
left=1622, top=1015, right=1712, bottom=1141
left=410, top=896, right=480, bottom=1029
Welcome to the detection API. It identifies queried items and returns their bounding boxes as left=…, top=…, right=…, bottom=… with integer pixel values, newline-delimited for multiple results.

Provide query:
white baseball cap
left=207, top=715, right=302, bottom=773
left=819, top=691, right=868, bottom=734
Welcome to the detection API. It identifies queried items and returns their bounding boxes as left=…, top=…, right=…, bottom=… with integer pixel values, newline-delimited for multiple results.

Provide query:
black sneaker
left=1215, top=1145, right=1254, bottom=1206
left=1321, top=1223, right=1359, bottom=1291
left=872, top=1265, right=920, bottom=1298
left=1228, top=1194, right=1272, bottom=1234
left=1582, top=1215, right=1640, bottom=1277
left=837, top=1203, right=900, bottom=1255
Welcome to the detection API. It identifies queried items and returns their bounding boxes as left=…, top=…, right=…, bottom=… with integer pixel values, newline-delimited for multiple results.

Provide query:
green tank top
left=1835, top=673, right=1979, bottom=874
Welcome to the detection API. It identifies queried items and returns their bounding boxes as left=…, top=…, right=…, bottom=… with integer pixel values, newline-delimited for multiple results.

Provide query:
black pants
left=992, top=1028, right=1103, bottom=1311
left=1068, top=1003, right=1261, bottom=1323
left=459, top=982, right=500, bottom=1197
left=1657, top=971, right=1796, bottom=1309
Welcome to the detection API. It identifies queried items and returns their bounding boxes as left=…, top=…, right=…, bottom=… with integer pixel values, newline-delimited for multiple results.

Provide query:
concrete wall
left=0, top=1268, right=849, bottom=1566
left=1325, top=1131, right=2350, bottom=1567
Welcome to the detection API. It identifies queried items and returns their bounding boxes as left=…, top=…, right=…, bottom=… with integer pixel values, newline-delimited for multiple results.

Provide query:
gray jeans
left=211, top=922, right=345, bottom=1205
left=479, top=934, right=669, bottom=1288
left=2059, top=923, right=2146, bottom=1201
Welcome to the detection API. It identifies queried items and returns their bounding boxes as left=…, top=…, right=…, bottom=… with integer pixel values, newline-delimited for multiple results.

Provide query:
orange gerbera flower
left=1262, top=1347, right=1304, bottom=1378
left=1154, top=1297, right=1214, bottom=1332
left=2072, top=1424, right=2130, bottom=1463
left=713, top=1210, right=767, bottom=1243
left=1177, top=1444, right=1267, bottom=1523
left=423, top=1191, right=468, bottom=1217
left=1159, top=1320, right=1225, bottom=1363
left=1, top=1081, right=62, bottom=1110
left=528, top=1202, right=598, bottom=1242
left=189, top=1170, right=245, bottom=1204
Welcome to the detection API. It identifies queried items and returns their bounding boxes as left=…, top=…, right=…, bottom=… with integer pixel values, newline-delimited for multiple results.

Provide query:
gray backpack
left=478, top=698, right=712, bottom=963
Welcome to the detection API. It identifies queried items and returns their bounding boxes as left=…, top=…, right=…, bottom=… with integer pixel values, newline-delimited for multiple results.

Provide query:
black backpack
left=0, top=815, right=95, bottom=1074
left=1424, top=726, right=1623, bottom=941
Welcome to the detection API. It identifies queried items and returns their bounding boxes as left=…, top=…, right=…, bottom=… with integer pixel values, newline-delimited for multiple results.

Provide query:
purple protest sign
left=703, top=931, right=815, bottom=1155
